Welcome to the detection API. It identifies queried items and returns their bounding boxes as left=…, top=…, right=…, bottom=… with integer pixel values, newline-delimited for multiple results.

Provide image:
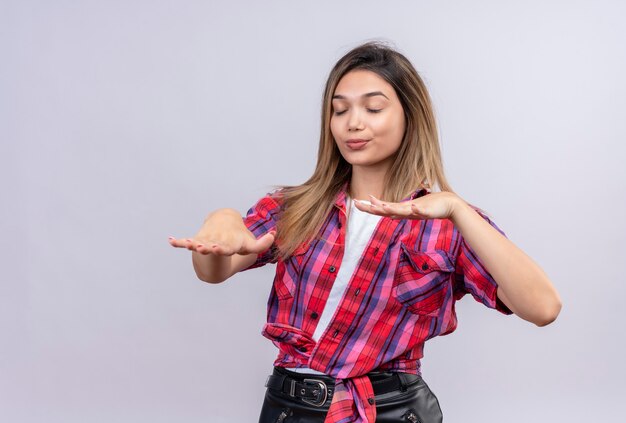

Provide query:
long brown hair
left=270, top=40, right=454, bottom=261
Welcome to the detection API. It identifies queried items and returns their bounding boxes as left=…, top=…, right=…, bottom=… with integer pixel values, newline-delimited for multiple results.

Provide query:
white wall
left=2, top=1, right=624, bottom=421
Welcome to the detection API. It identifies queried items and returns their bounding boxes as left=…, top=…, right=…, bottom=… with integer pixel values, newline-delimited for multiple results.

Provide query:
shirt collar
left=333, top=181, right=349, bottom=208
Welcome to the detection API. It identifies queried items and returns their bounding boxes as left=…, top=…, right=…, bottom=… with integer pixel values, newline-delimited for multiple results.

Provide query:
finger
left=168, top=236, right=195, bottom=249
left=186, top=238, right=213, bottom=254
left=185, top=238, right=197, bottom=251
left=211, top=242, right=236, bottom=256
left=368, top=195, right=404, bottom=215
left=368, top=195, right=402, bottom=209
left=366, top=202, right=394, bottom=217
left=410, top=202, right=430, bottom=218
left=241, top=231, right=276, bottom=254
left=368, top=194, right=384, bottom=206
left=354, top=199, right=385, bottom=216
left=193, top=242, right=210, bottom=254
left=367, top=196, right=407, bottom=217
left=169, top=236, right=231, bottom=255
left=168, top=236, right=185, bottom=248
left=353, top=199, right=370, bottom=211
left=380, top=201, right=409, bottom=217
left=372, top=203, right=394, bottom=216
left=247, top=231, right=277, bottom=254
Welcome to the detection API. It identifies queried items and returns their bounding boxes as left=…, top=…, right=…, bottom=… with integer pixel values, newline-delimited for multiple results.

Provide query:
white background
left=2, top=1, right=625, bottom=422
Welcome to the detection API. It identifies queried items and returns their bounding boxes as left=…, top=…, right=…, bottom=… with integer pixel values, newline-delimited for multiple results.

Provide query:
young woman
left=169, top=41, right=562, bottom=423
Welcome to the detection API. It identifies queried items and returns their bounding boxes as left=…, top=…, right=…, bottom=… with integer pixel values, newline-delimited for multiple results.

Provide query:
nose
left=347, top=110, right=364, bottom=131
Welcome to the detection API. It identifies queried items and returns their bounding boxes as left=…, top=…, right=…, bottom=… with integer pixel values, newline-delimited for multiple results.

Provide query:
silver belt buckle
left=300, top=378, right=328, bottom=407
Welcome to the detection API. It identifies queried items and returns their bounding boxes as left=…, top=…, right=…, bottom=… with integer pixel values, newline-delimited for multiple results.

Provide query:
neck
left=349, top=165, right=388, bottom=201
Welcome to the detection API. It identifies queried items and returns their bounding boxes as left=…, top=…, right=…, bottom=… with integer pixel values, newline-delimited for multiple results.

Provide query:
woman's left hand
left=354, top=192, right=463, bottom=220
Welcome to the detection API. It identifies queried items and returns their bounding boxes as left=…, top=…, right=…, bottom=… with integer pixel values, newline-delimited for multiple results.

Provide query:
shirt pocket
left=274, top=243, right=309, bottom=300
left=392, top=243, right=455, bottom=317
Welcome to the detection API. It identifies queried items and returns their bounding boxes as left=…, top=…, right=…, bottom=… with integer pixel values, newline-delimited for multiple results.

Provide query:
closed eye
left=333, top=108, right=382, bottom=116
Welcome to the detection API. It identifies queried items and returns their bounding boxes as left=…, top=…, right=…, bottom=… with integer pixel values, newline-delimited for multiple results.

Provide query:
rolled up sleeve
left=240, top=190, right=282, bottom=271
left=453, top=209, right=514, bottom=315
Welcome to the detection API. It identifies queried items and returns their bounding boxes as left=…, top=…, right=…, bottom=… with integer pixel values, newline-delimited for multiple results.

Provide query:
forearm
left=192, top=251, right=232, bottom=283
left=450, top=198, right=562, bottom=326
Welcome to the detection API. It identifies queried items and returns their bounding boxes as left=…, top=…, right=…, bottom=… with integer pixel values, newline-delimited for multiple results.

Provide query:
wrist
left=449, top=195, right=471, bottom=224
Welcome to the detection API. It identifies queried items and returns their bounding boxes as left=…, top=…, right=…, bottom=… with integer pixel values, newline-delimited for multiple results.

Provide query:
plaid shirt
left=242, top=182, right=513, bottom=423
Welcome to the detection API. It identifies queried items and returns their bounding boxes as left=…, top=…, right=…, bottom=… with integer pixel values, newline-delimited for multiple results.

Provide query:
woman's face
left=330, top=69, right=406, bottom=173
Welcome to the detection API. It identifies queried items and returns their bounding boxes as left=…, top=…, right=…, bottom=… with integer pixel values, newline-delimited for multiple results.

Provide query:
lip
left=346, top=139, right=370, bottom=150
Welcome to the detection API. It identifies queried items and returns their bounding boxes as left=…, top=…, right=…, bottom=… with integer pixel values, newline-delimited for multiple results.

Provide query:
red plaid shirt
left=242, top=182, right=513, bottom=423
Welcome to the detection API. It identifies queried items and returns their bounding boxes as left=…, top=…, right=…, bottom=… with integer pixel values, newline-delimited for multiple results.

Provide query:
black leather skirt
left=258, top=366, right=443, bottom=423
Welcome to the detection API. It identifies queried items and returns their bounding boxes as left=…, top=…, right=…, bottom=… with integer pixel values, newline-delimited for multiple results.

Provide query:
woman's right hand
left=168, top=208, right=276, bottom=257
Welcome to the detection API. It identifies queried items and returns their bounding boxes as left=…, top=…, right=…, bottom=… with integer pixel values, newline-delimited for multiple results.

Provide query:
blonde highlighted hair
left=270, top=41, right=455, bottom=261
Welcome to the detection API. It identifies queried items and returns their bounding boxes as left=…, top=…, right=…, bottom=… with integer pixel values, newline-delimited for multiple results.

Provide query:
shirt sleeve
left=453, top=208, right=514, bottom=315
left=239, top=190, right=282, bottom=272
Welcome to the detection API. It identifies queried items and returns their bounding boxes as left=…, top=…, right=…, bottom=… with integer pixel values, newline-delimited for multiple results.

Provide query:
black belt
left=265, top=366, right=421, bottom=407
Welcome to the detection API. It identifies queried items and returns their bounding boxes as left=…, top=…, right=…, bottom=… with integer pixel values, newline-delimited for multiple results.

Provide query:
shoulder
left=248, top=187, right=285, bottom=211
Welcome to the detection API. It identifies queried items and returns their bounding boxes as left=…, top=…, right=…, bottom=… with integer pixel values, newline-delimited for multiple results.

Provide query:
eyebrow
left=332, top=91, right=390, bottom=100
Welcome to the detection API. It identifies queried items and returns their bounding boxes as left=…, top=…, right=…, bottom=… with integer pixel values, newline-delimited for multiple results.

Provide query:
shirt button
left=311, top=312, right=319, bottom=319
left=338, top=221, right=342, bottom=229
left=421, top=263, right=429, bottom=271
left=298, top=346, right=307, bottom=352
left=368, top=398, right=375, bottom=405
left=329, top=265, right=336, bottom=273
left=333, top=329, right=339, bottom=338
left=354, top=288, right=360, bottom=296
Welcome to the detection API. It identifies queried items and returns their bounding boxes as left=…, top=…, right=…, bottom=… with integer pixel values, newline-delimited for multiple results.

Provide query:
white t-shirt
left=286, top=196, right=382, bottom=375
